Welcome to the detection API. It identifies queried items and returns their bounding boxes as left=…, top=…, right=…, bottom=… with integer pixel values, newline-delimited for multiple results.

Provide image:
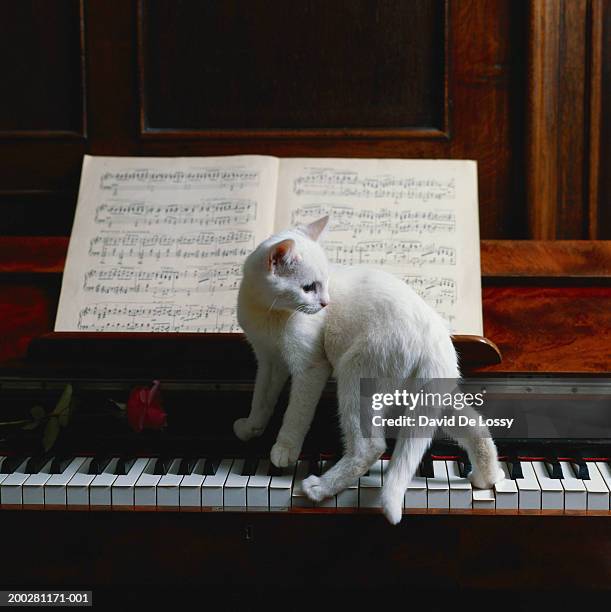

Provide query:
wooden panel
left=0, top=0, right=86, bottom=137
left=139, top=0, right=447, bottom=137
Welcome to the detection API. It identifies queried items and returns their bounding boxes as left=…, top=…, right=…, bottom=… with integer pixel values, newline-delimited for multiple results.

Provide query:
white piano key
left=515, top=461, right=541, bottom=510
left=179, top=458, right=207, bottom=509
left=0, top=458, right=31, bottom=507
left=224, top=459, right=249, bottom=508
left=404, top=468, right=427, bottom=510
left=66, top=458, right=95, bottom=508
left=157, top=459, right=183, bottom=509
left=201, top=458, right=233, bottom=508
left=472, top=487, right=496, bottom=509
left=90, top=458, right=119, bottom=508
left=584, top=463, right=610, bottom=511
left=269, top=465, right=295, bottom=509
left=532, top=461, right=563, bottom=510
left=494, top=462, right=519, bottom=510
left=317, top=460, right=337, bottom=508
left=292, top=460, right=314, bottom=508
left=0, top=457, right=10, bottom=491
left=134, top=458, right=161, bottom=508
left=559, top=461, right=586, bottom=510
left=112, top=457, right=149, bottom=509
left=247, top=460, right=271, bottom=509
left=23, top=459, right=54, bottom=506
left=446, top=460, right=472, bottom=509
left=359, top=460, right=383, bottom=508
left=44, top=457, right=87, bottom=507
left=427, top=460, right=449, bottom=509
left=595, top=462, right=611, bottom=504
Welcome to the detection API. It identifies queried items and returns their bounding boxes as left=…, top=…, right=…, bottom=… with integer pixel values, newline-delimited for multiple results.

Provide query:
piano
left=0, top=238, right=610, bottom=596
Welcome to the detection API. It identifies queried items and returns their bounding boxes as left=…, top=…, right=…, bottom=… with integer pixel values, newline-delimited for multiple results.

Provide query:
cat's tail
left=381, top=434, right=432, bottom=525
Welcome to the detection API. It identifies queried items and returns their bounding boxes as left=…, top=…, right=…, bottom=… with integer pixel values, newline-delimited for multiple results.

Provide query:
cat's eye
left=302, top=282, right=317, bottom=293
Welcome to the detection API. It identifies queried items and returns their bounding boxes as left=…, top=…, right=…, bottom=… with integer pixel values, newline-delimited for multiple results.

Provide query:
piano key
left=224, top=459, right=249, bottom=508
left=507, top=457, right=523, bottom=480
left=292, top=460, right=314, bottom=508
left=50, top=456, right=74, bottom=475
left=247, top=460, right=271, bottom=509
left=89, top=457, right=120, bottom=508
left=317, top=460, right=337, bottom=508
left=515, top=461, right=541, bottom=510
left=153, top=456, right=173, bottom=476
left=558, top=461, right=586, bottom=510
left=241, top=457, right=258, bottom=477
left=446, top=460, right=472, bottom=509
left=458, top=457, right=472, bottom=479
left=419, top=457, right=434, bottom=479
left=359, top=459, right=383, bottom=508
left=88, top=455, right=112, bottom=475
left=66, top=457, right=96, bottom=508
left=0, top=457, right=31, bottom=507
left=112, top=457, right=149, bottom=509
left=44, top=457, right=87, bottom=507
left=572, top=456, right=590, bottom=480
left=545, top=459, right=564, bottom=480
left=595, top=462, right=611, bottom=498
left=201, top=458, right=233, bottom=508
left=494, top=462, right=519, bottom=510
left=269, top=464, right=295, bottom=509
left=426, top=460, right=449, bottom=509
left=179, top=458, right=207, bottom=510
left=25, top=455, right=49, bottom=475
left=178, top=457, right=197, bottom=476
left=532, top=461, right=563, bottom=510
left=115, top=457, right=136, bottom=476
left=23, top=458, right=54, bottom=507
left=134, top=458, right=162, bottom=508
left=472, top=487, right=495, bottom=509
left=203, top=457, right=221, bottom=476
left=584, top=463, right=610, bottom=511
left=0, top=456, right=28, bottom=475
left=157, top=459, right=183, bottom=509
left=0, top=457, right=9, bottom=489
left=404, top=466, right=428, bottom=510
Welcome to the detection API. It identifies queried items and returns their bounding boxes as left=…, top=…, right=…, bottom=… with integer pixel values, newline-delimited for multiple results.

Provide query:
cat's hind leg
left=302, top=359, right=386, bottom=503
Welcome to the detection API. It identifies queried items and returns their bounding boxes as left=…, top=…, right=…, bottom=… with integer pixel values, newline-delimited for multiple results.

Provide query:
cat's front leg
left=234, top=356, right=289, bottom=442
left=270, top=363, right=331, bottom=467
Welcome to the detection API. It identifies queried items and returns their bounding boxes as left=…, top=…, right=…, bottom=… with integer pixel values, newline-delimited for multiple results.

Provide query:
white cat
left=235, top=216, right=504, bottom=524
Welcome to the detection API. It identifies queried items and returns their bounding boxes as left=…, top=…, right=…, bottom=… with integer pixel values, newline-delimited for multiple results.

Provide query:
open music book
left=55, top=155, right=482, bottom=335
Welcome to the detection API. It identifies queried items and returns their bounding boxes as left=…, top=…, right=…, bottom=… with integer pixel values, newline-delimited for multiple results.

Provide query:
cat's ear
left=303, top=215, right=329, bottom=241
left=268, top=239, right=296, bottom=271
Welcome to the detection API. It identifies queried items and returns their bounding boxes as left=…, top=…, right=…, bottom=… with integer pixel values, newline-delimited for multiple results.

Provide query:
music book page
left=56, top=155, right=482, bottom=335
left=275, top=158, right=482, bottom=335
left=55, top=155, right=278, bottom=332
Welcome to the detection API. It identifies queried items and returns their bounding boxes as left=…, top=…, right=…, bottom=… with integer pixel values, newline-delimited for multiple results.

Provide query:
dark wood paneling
left=597, top=0, right=611, bottom=238
left=139, top=0, right=447, bottom=137
left=0, top=0, right=85, bottom=137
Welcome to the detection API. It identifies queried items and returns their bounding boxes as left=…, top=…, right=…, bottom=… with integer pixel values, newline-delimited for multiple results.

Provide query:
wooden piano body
left=1, top=0, right=611, bottom=603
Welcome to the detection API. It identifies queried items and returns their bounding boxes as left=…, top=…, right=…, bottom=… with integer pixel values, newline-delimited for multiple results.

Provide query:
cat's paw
left=302, top=475, right=330, bottom=503
left=270, top=442, right=299, bottom=467
left=381, top=487, right=404, bottom=525
left=233, top=418, right=265, bottom=442
left=468, top=467, right=505, bottom=489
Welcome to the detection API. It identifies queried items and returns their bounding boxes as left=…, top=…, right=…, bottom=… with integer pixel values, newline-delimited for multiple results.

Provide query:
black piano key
left=178, top=457, right=197, bottom=476
left=88, top=456, right=113, bottom=475
left=308, top=459, right=322, bottom=477
left=1, top=456, right=27, bottom=474
left=241, top=457, right=258, bottom=477
left=50, top=456, right=73, bottom=474
left=572, top=459, right=590, bottom=480
left=419, top=457, right=434, bottom=479
left=154, top=457, right=173, bottom=476
left=268, top=463, right=283, bottom=477
left=116, top=457, right=136, bottom=476
left=25, top=456, right=49, bottom=474
left=546, top=458, right=564, bottom=479
left=458, top=455, right=472, bottom=478
left=508, top=458, right=523, bottom=480
left=203, top=458, right=221, bottom=476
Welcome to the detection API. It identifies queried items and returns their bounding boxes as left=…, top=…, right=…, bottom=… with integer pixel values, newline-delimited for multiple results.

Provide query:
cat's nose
left=320, top=300, right=329, bottom=308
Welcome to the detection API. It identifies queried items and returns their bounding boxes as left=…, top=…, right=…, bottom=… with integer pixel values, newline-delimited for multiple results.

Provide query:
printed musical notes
left=276, top=158, right=483, bottom=334
left=56, top=155, right=279, bottom=333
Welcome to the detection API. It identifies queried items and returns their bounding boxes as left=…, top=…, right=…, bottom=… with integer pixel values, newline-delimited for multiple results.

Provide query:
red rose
left=127, top=380, right=167, bottom=432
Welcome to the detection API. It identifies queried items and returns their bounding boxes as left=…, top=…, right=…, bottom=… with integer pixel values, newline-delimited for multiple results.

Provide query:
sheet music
left=55, top=155, right=278, bottom=332
left=275, top=159, right=482, bottom=335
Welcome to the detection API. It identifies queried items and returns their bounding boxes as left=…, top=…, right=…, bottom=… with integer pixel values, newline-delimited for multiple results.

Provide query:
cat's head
left=244, top=216, right=331, bottom=314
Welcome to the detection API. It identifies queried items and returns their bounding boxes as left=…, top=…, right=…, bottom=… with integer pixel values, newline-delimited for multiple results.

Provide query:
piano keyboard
left=1, top=455, right=610, bottom=513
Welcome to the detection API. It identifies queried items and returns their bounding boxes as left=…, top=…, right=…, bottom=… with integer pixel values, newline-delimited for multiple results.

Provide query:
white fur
left=236, top=216, right=503, bottom=524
